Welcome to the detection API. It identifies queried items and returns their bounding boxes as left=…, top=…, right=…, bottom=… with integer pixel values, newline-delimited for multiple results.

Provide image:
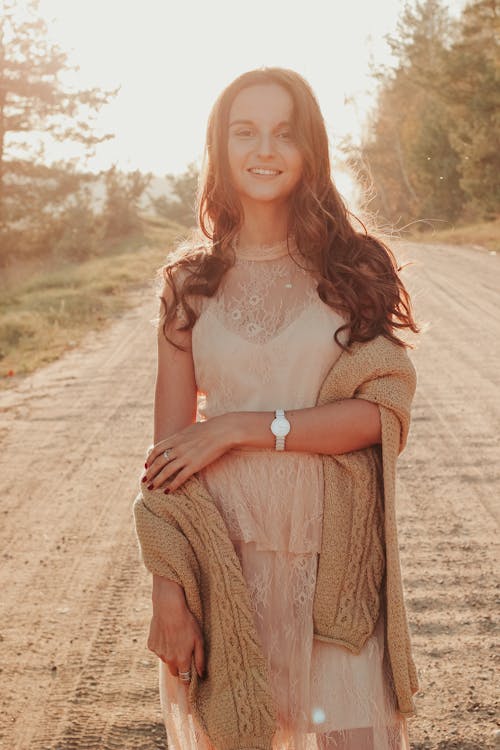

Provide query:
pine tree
left=102, top=166, right=151, bottom=239
left=351, top=0, right=466, bottom=226
left=439, top=0, right=500, bottom=218
left=0, top=0, right=116, bottom=253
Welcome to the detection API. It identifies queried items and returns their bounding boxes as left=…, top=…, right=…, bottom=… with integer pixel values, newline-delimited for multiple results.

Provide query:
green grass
left=0, top=218, right=187, bottom=387
left=405, top=217, right=500, bottom=252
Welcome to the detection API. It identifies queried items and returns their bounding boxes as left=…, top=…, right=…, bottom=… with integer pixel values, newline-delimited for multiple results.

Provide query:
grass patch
left=0, top=218, right=188, bottom=387
left=405, top=217, right=500, bottom=252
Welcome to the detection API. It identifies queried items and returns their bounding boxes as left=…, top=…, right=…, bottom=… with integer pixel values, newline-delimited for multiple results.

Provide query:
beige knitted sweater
left=133, top=334, right=419, bottom=750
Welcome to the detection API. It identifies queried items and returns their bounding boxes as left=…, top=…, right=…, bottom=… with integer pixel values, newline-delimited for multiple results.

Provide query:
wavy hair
left=160, top=67, right=419, bottom=350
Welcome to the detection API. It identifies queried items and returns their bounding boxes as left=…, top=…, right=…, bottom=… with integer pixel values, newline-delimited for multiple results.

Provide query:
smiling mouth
left=247, top=168, right=283, bottom=176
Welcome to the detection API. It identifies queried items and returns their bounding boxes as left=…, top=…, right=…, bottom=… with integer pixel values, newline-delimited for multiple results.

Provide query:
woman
left=140, top=67, right=419, bottom=750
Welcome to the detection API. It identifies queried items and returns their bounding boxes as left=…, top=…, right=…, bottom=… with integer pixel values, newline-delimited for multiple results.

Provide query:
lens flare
left=311, top=706, right=326, bottom=724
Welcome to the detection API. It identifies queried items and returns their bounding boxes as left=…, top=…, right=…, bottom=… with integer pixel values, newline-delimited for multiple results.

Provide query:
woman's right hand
left=147, top=575, right=205, bottom=680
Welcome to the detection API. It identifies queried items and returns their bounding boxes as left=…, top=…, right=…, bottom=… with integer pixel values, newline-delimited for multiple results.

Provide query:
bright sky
left=36, top=0, right=466, bottom=183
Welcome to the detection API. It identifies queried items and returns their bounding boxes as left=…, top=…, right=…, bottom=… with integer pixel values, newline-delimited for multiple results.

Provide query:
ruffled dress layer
left=158, top=240, right=410, bottom=750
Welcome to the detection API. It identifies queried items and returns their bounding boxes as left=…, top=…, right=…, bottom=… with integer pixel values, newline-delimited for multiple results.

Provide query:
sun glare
left=31, top=0, right=468, bottom=187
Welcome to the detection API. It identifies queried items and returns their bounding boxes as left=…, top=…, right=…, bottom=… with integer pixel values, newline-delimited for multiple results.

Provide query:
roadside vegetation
left=406, top=218, right=500, bottom=253
left=0, top=217, right=185, bottom=386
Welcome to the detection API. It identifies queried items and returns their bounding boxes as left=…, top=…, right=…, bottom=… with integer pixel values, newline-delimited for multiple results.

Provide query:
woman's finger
left=164, top=465, right=195, bottom=493
left=177, top=657, right=193, bottom=688
left=177, top=659, right=191, bottom=675
left=147, top=436, right=178, bottom=467
left=147, top=639, right=173, bottom=669
left=147, top=458, right=184, bottom=490
left=193, top=634, right=205, bottom=678
left=166, top=661, right=178, bottom=677
left=143, top=449, right=178, bottom=483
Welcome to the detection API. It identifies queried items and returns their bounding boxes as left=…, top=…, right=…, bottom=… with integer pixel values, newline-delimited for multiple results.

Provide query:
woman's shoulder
left=158, top=235, right=215, bottom=322
left=158, top=235, right=210, bottom=295
left=163, top=234, right=211, bottom=278
left=344, top=335, right=416, bottom=385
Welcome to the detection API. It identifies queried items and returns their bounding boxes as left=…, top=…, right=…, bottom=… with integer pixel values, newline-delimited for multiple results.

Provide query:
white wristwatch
left=270, top=409, right=291, bottom=451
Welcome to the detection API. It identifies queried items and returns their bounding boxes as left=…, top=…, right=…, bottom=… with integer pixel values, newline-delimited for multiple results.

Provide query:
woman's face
left=227, top=83, right=304, bottom=208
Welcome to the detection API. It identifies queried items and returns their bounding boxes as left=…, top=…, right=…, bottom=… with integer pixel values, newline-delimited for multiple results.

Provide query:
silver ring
left=163, top=449, right=172, bottom=461
left=178, top=669, right=191, bottom=682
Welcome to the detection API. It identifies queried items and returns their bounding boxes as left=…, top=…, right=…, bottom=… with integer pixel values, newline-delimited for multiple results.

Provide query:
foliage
left=50, top=188, right=100, bottom=261
left=150, top=162, right=198, bottom=227
left=0, top=219, right=182, bottom=383
left=346, top=0, right=500, bottom=229
left=102, top=165, right=152, bottom=239
left=0, top=0, right=117, bottom=263
left=439, top=0, right=500, bottom=219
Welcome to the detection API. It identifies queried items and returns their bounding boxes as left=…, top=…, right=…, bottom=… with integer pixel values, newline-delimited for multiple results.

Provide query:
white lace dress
left=158, top=240, right=410, bottom=750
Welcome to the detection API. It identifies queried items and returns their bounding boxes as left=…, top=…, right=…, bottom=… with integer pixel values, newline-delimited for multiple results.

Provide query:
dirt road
left=0, top=243, right=498, bottom=750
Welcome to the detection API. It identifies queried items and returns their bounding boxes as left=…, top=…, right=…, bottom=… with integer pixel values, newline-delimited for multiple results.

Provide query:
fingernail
left=163, top=488, right=170, bottom=494
left=144, top=462, right=148, bottom=469
left=147, top=483, right=154, bottom=490
left=141, top=476, right=148, bottom=483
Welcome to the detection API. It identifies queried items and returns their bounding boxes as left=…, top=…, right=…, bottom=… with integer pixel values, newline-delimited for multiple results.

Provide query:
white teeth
left=249, top=168, right=281, bottom=176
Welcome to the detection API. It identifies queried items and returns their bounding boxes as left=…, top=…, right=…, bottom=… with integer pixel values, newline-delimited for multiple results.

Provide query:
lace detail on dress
left=198, top=449, right=325, bottom=554
left=191, top=251, right=347, bottom=422
left=232, top=235, right=296, bottom=261
left=209, top=253, right=320, bottom=345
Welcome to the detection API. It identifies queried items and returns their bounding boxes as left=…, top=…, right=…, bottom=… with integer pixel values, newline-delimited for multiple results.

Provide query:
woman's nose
left=256, top=132, right=275, bottom=157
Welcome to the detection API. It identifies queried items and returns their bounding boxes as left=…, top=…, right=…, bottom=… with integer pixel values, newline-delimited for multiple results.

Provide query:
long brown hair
left=161, top=67, right=419, bottom=350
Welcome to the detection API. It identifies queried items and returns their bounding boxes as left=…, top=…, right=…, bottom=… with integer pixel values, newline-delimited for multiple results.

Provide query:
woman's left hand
left=142, top=415, right=236, bottom=493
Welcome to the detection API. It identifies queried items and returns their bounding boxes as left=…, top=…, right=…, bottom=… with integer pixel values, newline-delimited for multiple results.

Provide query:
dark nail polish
left=164, top=488, right=170, bottom=494
left=147, top=483, right=154, bottom=490
left=141, top=476, right=148, bottom=483
left=144, top=462, right=148, bottom=469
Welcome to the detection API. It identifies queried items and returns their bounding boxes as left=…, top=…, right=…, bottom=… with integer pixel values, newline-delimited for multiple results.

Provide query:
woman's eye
left=235, top=129, right=253, bottom=137
left=277, top=131, right=293, bottom=140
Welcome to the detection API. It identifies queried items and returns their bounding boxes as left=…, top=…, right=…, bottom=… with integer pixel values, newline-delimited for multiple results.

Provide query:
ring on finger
left=163, top=448, right=173, bottom=461
left=178, top=669, right=191, bottom=682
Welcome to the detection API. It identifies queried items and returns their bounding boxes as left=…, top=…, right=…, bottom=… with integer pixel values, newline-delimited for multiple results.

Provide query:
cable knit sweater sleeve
left=133, top=478, right=278, bottom=750
left=313, top=335, right=419, bottom=718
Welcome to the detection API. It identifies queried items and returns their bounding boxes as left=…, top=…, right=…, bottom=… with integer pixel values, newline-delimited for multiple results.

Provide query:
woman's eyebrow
left=229, top=119, right=291, bottom=128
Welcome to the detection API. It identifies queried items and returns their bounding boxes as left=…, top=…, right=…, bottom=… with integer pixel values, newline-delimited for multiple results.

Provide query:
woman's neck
left=237, top=202, right=289, bottom=248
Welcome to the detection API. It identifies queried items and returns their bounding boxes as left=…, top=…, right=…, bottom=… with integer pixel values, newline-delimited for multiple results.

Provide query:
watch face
left=271, top=417, right=291, bottom=438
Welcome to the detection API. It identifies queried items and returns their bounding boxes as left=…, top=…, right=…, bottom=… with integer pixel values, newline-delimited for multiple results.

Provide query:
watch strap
left=275, top=434, right=286, bottom=451
left=274, top=409, right=287, bottom=451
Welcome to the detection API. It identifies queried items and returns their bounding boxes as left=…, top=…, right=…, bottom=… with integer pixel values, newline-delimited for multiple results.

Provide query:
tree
left=150, top=162, right=199, bottom=227
left=438, top=0, right=500, bottom=218
left=384, top=0, right=452, bottom=76
left=102, top=165, right=151, bottom=239
left=349, top=0, right=499, bottom=227
left=0, top=158, right=101, bottom=265
left=407, top=105, right=465, bottom=221
left=50, top=185, right=100, bottom=261
left=0, top=0, right=117, bottom=257
left=348, top=0, right=469, bottom=226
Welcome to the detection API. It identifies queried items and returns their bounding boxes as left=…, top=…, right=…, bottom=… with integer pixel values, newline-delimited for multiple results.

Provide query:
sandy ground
left=0, top=242, right=498, bottom=750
